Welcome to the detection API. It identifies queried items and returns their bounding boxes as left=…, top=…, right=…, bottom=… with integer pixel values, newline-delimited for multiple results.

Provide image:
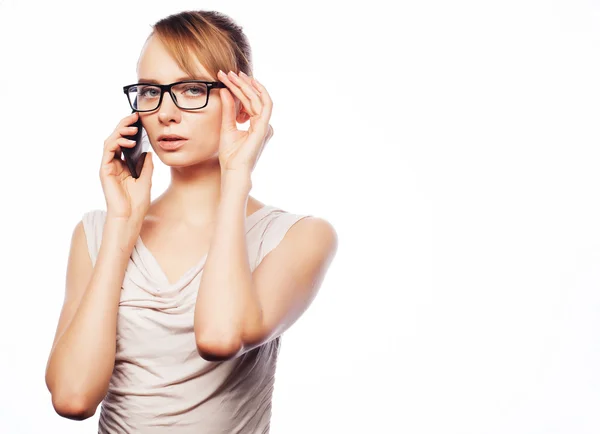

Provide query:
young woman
left=45, top=10, right=337, bottom=433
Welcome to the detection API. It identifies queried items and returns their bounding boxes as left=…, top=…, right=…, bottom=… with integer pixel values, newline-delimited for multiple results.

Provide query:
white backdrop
left=1, top=0, right=599, bottom=433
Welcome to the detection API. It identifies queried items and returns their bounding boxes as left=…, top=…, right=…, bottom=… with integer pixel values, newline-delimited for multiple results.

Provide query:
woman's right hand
left=100, top=112, right=154, bottom=222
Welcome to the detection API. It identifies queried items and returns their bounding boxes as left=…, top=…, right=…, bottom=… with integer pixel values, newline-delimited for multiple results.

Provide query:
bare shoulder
left=271, top=215, right=338, bottom=267
left=236, top=214, right=338, bottom=355
left=288, top=216, right=337, bottom=250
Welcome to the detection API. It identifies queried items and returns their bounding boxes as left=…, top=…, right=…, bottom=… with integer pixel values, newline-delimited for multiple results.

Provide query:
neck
left=154, top=157, right=234, bottom=226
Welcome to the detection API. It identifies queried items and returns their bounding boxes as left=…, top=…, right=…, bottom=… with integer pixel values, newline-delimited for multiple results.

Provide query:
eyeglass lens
left=127, top=82, right=209, bottom=111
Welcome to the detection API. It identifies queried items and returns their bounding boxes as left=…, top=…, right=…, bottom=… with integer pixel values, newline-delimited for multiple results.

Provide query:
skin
left=121, top=34, right=271, bottom=284
left=135, top=34, right=265, bottom=234
left=45, top=32, right=337, bottom=420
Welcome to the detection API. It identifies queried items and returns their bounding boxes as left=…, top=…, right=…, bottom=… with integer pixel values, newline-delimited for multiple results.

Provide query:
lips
left=157, top=134, right=187, bottom=151
left=158, top=134, right=187, bottom=141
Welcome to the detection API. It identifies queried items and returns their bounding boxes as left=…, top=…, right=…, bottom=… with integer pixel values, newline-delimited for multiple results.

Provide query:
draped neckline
left=133, top=204, right=273, bottom=291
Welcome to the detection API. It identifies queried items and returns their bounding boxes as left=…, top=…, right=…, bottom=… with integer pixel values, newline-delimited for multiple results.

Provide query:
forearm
left=47, top=219, right=139, bottom=410
left=194, top=172, right=263, bottom=351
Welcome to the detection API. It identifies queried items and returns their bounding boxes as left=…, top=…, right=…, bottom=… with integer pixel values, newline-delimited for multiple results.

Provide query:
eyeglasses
left=122, top=80, right=227, bottom=112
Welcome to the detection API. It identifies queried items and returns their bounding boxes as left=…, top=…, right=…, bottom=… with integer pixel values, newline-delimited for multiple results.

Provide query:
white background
left=0, top=0, right=599, bottom=433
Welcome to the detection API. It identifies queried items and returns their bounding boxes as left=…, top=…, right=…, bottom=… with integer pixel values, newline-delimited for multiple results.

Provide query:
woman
left=44, top=10, right=337, bottom=434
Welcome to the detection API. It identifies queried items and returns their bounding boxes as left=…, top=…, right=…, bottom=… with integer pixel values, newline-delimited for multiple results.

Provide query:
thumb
left=139, top=151, right=153, bottom=182
left=220, top=87, right=237, bottom=133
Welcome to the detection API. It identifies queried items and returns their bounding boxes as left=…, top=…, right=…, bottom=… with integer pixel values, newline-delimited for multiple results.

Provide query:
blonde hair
left=147, top=10, right=253, bottom=80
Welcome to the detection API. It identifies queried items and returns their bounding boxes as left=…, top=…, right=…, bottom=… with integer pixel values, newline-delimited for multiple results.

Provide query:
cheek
left=189, top=114, right=221, bottom=147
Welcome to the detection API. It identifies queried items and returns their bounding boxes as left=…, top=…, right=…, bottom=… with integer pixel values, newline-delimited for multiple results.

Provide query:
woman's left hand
left=217, top=70, right=274, bottom=176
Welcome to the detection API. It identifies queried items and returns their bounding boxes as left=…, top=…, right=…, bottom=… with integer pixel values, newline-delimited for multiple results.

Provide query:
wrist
left=221, top=169, right=252, bottom=193
left=103, top=217, right=141, bottom=250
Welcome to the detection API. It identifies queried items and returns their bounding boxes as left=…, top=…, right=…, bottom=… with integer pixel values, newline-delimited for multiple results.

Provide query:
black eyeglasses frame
left=122, top=80, right=227, bottom=112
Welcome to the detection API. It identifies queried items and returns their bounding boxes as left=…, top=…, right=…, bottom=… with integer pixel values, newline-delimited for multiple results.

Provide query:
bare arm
left=45, top=216, right=140, bottom=420
left=194, top=172, right=337, bottom=361
left=193, top=174, right=257, bottom=358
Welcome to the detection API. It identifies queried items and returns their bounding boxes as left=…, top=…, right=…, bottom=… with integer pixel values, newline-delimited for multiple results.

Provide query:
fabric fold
left=79, top=203, right=312, bottom=434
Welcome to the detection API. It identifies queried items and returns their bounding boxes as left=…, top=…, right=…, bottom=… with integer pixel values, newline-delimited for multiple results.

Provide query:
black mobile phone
left=121, top=110, right=146, bottom=179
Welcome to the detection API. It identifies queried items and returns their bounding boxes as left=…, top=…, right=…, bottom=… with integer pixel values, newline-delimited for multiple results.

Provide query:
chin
left=156, top=149, right=220, bottom=169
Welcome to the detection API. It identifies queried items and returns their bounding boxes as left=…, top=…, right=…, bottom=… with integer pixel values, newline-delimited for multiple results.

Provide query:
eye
left=139, top=86, right=160, bottom=98
left=182, top=85, right=207, bottom=96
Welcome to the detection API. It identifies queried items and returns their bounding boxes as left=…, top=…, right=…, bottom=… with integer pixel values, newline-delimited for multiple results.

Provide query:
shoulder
left=241, top=211, right=338, bottom=353
left=81, top=208, right=106, bottom=225
left=280, top=215, right=338, bottom=261
left=260, top=205, right=337, bottom=262
left=81, top=208, right=107, bottom=241
left=263, top=204, right=335, bottom=234
left=80, top=208, right=107, bottom=266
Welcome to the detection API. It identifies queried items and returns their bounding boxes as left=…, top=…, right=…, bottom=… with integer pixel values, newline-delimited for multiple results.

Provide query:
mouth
left=158, top=139, right=187, bottom=151
left=158, top=136, right=187, bottom=151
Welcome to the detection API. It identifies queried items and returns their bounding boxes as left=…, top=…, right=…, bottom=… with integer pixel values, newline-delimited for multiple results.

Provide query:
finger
left=119, top=125, right=139, bottom=136
left=116, top=137, right=138, bottom=148
left=115, top=111, right=139, bottom=130
left=219, top=87, right=238, bottom=133
left=102, top=137, right=136, bottom=166
left=238, top=71, right=262, bottom=95
left=247, top=77, right=273, bottom=135
left=113, top=126, right=139, bottom=151
left=103, top=143, right=121, bottom=166
left=218, top=70, right=262, bottom=117
left=100, top=154, right=127, bottom=179
left=231, top=72, right=263, bottom=115
left=138, top=151, right=154, bottom=183
left=251, top=78, right=272, bottom=116
left=113, top=126, right=136, bottom=159
left=106, top=115, right=139, bottom=146
left=219, top=70, right=254, bottom=113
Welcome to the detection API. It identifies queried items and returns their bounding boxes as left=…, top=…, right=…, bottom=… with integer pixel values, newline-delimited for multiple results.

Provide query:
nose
left=157, top=89, right=181, bottom=122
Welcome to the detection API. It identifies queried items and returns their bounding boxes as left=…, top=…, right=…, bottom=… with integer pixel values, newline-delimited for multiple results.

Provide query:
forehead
left=136, top=35, right=213, bottom=82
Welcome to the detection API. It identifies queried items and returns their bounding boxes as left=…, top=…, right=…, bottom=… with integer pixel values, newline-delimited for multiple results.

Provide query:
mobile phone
left=121, top=110, right=146, bottom=179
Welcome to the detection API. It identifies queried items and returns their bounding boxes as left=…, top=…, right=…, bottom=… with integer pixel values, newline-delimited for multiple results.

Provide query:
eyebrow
left=138, top=75, right=213, bottom=84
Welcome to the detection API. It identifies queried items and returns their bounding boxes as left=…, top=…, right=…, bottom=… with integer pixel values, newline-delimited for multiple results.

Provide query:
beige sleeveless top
left=81, top=204, right=311, bottom=434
